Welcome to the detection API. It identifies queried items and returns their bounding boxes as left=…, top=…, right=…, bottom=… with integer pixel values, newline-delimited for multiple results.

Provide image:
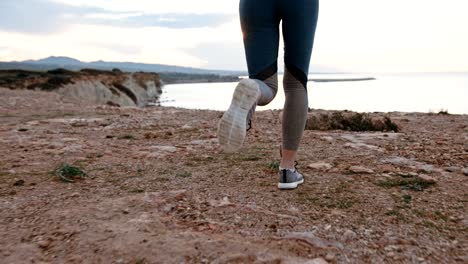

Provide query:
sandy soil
left=0, top=87, right=467, bottom=264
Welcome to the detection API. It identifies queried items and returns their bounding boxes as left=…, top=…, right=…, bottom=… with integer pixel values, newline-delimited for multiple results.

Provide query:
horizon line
left=1, top=56, right=467, bottom=75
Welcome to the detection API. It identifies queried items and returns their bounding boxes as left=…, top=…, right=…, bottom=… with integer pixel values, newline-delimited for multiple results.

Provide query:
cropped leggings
left=240, top=0, right=319, bottom=151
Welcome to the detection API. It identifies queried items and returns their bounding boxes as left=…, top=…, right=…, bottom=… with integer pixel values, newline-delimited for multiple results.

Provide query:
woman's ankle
left=280, top=161, right=295, bottom=170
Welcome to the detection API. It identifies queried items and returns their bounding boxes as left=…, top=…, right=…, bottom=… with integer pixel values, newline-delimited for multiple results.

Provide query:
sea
left=159, top=73, right=468, bottom=115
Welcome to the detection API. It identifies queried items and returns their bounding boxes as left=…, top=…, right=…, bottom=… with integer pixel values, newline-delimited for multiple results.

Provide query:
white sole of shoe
left=278, top=179, right=304, bottom=190
left=218, top=79, right=260, bottom=153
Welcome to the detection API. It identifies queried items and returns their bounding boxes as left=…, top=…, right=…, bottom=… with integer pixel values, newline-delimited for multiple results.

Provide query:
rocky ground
left=0, top=87, right=467, bottom=264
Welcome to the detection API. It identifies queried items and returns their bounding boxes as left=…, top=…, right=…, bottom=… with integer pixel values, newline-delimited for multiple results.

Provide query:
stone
left=307, top=258, right=329, bottom=264
left=13, top=179, right=25, bottom=186
left=380, top=165, right=399, bottom=173
left=209, top=197, right=232, bottom=207
left=444, top=166, right=460, bottom=172
left=307, top=162, right=333, bottom=170
left=463, top=168, right=468, bottom=176
left=150, top=145, right=177, bottom=153
left=343, top=229, right=357, bottom=241
left=384, top=245, right=399, bottom=251
left=61, top=144, right=83, bottom=153
left=37, top=238, right=51, bottom=249
left=191, top=139, right=218, bottom=145
left=348, top=166, right=374, bottom=174
left=321, top=136, right=334, bottom=142
left=284, top=232, right=344, bottom=250
left=181, top=124, right=193, bottom=130
left=417, top=174, right=437, bottom=183
left=325, top=253, right=336, bottom=262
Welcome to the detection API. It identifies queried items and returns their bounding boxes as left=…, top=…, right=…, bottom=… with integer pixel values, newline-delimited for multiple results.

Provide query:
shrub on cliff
left=305, top=111, right=399, bottom=132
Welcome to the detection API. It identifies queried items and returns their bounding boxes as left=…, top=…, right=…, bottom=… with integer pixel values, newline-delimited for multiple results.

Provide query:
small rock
left=209, top=196, right=232, bottom=207
left=348, top=166, right=374, bottom=174
left=13, top=179, right=25, bottom=186
left=181, top=124, right=193, bottom=130
left=386, top=252, right=395, bottom=258
left=151, top=145, right=177, bottom=153
left=444, top=166, right=459, bottom=172
left=417, top=257, right=425, bottom=262
left=37, top=239, right=51, bottom=249
left=343, top=229, right=357, bottom=241
left=449, top=216, right=463, bottom=223
left=380, top=165, right=398, bottom=173
left=417, top=174, right=437, bottom=183
left=463, top=168, right=468, bottom=176
left=384, top=245, right=398, bottom=251
left=307, top=162, right=333, bottom=171
left=321, top=136, right=334, bottom=143
left=191, top=139, right=217, bottom=145
left=308, top=258, right=328, bottom=264
left=70, top=192, right=80, bottom=198
left=325, top=253, right=335, bottom=262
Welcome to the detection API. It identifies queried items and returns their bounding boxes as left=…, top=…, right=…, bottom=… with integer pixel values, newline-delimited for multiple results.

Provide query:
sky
left=0, top=0, right=467, bottom=73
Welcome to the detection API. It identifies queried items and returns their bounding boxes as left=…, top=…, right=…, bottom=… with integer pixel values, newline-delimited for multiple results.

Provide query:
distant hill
left=0, top=56, right=245, bottom=76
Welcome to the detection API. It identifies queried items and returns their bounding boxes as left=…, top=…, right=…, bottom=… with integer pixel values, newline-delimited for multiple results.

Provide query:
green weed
left=55, top=164, right=87, bottom=183
left=176, top=172, right=192, bottom=178
left=118, top=134, right=136, bottom=140
left=377, top=176, right=435, bottom=191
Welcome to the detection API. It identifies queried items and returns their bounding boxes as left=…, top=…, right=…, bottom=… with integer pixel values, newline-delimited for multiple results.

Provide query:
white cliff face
left=122, top=76, right=161, bottom=107
left=57, top=80, right=131, bottom=106
left=56, top=73, right=162, bottom=107
left=0, top=69, right=163, bottom=107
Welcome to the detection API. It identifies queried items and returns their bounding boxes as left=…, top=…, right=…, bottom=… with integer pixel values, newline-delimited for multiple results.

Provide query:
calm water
left=160, top=73, right=468, bottom=114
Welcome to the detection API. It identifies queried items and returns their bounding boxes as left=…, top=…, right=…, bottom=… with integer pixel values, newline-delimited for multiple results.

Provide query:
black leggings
left=240, top=0, right=319, bottom=150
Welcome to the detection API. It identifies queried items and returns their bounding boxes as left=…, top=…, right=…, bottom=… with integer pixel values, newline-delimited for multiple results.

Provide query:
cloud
left=50, top=0, right=239, bottom=14
left=87, top=13, right=233, bottom=29
left=189, top=42, right=246, bottom=71
left=0, top=0, right=233, bottom=34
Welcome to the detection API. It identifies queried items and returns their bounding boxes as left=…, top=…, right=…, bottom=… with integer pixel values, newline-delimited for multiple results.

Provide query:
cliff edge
left=0, top=69, right=163, bottom=107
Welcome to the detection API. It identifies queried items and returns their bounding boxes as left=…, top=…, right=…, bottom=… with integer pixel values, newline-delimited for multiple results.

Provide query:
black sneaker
left=278, top=168, right=304, bottom=190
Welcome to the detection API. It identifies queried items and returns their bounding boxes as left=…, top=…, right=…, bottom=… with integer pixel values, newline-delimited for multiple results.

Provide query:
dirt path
left=0, top=87, right=467, bottom=263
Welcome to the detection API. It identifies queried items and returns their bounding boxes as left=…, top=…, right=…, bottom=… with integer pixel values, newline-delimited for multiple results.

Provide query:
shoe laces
left=246, top=119, right=252, bottom=132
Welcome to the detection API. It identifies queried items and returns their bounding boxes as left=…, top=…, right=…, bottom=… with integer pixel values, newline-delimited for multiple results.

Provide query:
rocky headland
left=0, top=69, right=163, bottom=107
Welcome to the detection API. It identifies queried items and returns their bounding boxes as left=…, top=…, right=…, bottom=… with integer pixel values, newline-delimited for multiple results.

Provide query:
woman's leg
left=279, top=0, right=319, bottom=169
left=240, top=0, right=280, bottom=105
left=217, top=0, right=281, bottom=152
